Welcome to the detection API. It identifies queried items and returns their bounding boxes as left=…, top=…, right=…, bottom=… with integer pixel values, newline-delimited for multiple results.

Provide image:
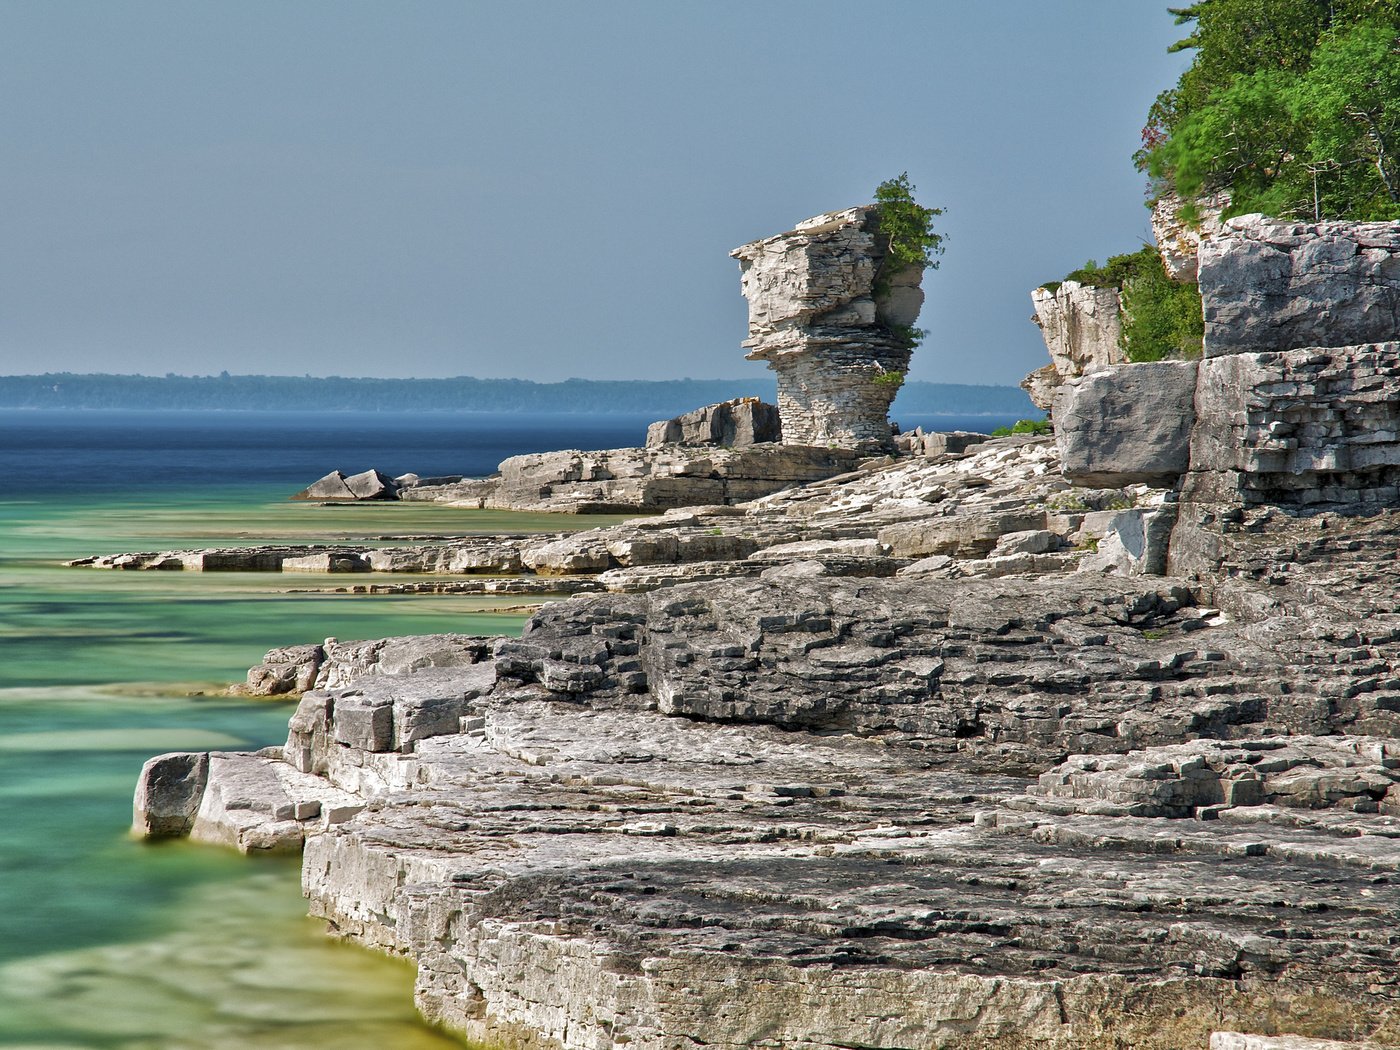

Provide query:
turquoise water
left=0, top=412, right=642, bottom=1049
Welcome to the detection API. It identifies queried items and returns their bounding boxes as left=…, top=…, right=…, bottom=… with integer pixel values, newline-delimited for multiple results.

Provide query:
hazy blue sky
left=0, top=2, right=1190, bottom=387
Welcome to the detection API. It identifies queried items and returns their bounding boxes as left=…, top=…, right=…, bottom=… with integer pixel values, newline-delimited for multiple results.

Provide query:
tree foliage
left=873, top=173, right=946, bottom=272
left=1139, top=1, right=1400, bottom=219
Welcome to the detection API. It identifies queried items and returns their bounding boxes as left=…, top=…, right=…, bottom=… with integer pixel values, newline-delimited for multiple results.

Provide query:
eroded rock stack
left=732, top=206, right=924, bottom=449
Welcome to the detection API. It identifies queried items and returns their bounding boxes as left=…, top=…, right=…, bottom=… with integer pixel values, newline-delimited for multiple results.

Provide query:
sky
left=0, top=1, right=1192, bottom=388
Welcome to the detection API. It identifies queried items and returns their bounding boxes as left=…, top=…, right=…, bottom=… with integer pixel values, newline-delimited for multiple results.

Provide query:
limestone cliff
left=1023, top=280, right=1127, bottom=410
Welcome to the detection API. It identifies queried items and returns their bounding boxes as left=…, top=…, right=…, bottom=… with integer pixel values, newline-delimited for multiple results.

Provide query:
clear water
left=0, top=408, right=1024, bottom=1048
left=0, top=410, right=653, bottom=1049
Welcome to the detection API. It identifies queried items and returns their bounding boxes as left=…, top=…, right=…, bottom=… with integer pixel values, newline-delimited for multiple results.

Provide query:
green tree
left=873, top=173, right=945, bottom=272
left=1139, top=2, right=1400, bottom=219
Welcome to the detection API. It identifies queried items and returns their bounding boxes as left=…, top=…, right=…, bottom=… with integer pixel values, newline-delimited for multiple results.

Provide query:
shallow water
left=0, top=410, right=655, bottom=1048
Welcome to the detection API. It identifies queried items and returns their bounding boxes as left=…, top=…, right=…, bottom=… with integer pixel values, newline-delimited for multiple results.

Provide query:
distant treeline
left=0, top=373, right=1034, bottom=417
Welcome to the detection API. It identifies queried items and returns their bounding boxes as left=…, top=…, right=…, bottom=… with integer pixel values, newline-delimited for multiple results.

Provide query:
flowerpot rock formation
left=732, top=206, right=924, bottom=450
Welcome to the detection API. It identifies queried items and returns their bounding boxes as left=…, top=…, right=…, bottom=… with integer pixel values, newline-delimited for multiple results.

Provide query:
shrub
left=873, top=173, right=946, bottom=272
left=991, top=418, right=1052, bottom=437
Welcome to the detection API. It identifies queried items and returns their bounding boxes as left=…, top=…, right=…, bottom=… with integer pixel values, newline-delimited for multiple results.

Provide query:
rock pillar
left=732, top=206, right=924, bottom=450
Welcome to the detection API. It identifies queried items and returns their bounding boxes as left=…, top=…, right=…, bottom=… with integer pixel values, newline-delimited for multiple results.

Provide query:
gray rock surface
left=292, top=469, right=398, bottom=501
left=1025, top=281, right=1127, bottom=411
left=1200, top=215, right=1400, bottom=357
left=733, top=206, right=924, bottom=449
left=1151, top=190, right=1230, bottom=283
left=1183, top=342, right=1400, bottom=509
left=645, top=398, right=780, bottom=448
left=1054, top=360, right=1198, bottom=487
left=132, top=751, right=209, bottom=837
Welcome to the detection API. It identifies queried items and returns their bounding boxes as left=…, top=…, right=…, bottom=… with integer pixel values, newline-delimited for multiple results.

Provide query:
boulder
left=343, top=469, right=398, bottom=500
left=291, top=470, right=357, bottom=501
left=1077, top=506, right=1176, bottom=577
left=132, top=751, right=209, bottom=837
left=292, top=468, right=397, bottom=501
left=1054, top=361, right=1197, bottom=487
left=646, top=398, right=781, bottom=448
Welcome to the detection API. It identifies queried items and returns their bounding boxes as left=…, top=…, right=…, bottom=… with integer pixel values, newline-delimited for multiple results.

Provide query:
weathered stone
left=292, top=470, right=356, bottom=501
left=1054, top=360, right=1197, bottom=487
left=343, top=469, right=398, bottom=500
left=244, top=643, right=323, bottom=696
left=1151, top=190, right=1230, bottom=283
left=1078, top=506, right=1176, bottom=577
left=1183, top=342, right=1400, bottom=510
left=733, top=206, right=924, bottom=449
left=1025, top=281, right=1127, bottom=411
left=132, top=751, right=209, bottom=837
left=645, top=398, right=781, bottom=448
left=1199, top=215, right=1400, bottom=357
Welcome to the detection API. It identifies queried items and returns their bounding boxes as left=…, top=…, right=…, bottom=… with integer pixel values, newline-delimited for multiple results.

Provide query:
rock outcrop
left=1200, top=215, right=1400, bottom=358
left=134, top=499, right=1400, bottom=1047
left=1053, top=360, right=1198, bottom=487
left=733, top=207, right=924, bottom=449
left=645, top=397, right=780, bottom=448
left=1151, top=190, right=1230, bottom=283
left=120, top=213, right=1400, bottom=1050
left=1024, top=281, right=1127, bottom=412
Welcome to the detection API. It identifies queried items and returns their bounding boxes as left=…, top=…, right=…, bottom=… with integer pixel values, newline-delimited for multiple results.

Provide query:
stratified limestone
left=1024, top=281, right=1127, bottom=411
left=485, top=444, right=862, bottom=512
left=733, top=207, right=923, bottom=449
left=645, top=397, right=780, bottom=448
left=1200, top=215, right=1400, bottom=357
left=1183, top=342, right=1400, bottom=510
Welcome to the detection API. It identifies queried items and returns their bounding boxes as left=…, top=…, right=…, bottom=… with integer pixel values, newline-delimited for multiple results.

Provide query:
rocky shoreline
left=113, top=206, right=1400, bottom=1048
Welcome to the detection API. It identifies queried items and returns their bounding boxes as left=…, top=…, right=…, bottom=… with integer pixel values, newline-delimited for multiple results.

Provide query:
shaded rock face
left=1151, top=190, right=1230, bottom=283
left=732, top=206, right=923, bottom=449
left=1024, top=281, right=1127, bottom=411
left=644, top=397, right=780, bottom=448
left=1200, top=215, right=1400, bottom=358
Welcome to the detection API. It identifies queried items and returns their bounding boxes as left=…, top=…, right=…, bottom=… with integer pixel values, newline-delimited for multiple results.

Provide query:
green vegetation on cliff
left=1045, top=247, right=1204, bottom=363
left=1139, top=1, right=1400, bottom=220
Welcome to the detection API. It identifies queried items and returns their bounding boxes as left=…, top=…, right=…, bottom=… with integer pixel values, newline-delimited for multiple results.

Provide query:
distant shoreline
left=0, top=373, right=1036, bottom=417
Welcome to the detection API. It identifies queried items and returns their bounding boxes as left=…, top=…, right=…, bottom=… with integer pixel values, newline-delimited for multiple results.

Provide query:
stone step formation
left=120, top=205, right=1400, bottom=1049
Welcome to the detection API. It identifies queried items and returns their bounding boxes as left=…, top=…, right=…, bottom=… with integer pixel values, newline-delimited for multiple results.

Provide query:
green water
left=0, top=486, right=623, bottom=1048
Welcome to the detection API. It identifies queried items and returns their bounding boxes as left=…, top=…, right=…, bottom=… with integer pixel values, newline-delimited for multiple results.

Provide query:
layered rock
left=733, top=207, right=924, bottom=449
left=645, top=397, right=780, bottom=448
left=1023, top=281, right=1127, bottom=411
left=133, top=502, right=1400, bottom=1048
